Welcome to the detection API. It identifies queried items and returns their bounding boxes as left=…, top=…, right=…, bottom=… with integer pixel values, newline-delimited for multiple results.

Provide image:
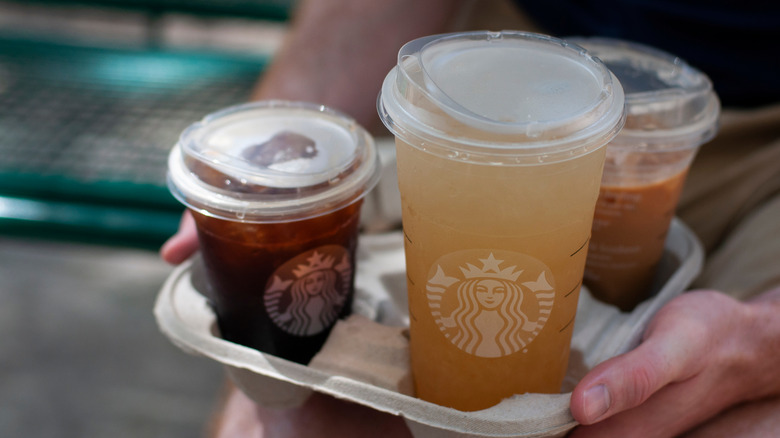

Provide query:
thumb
left=570, top=318, right=704, bottom=425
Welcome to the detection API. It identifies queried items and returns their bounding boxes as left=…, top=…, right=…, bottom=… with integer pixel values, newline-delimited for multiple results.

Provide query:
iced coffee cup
left=378, top=31, right=625, bottom=411
left=167, top=101, right=381, bottom=364
left=571, top=38, right=720, bottom=312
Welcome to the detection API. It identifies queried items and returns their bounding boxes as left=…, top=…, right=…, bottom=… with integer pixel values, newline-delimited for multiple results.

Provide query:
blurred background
left=0, top=0, right=290, bottom=436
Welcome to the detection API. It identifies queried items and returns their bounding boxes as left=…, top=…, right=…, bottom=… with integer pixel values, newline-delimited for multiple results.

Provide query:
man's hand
left=212, top=384, right=412, bottom=438
left=569, top=288, right=780, bottom=438
left=160, top=211, right=199, bottom=264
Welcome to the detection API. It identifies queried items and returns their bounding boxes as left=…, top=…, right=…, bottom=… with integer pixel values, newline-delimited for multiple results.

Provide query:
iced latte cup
left=167, top=101, right=380, bottom=364
left=571, top=38, right=720, bottom=311
left=378, top=31, right=625, bottom=411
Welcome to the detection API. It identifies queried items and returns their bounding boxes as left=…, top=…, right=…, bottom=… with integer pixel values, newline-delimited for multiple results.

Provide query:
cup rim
left=569, top=37, right=721, bottom=149
left=167, top=100, right=381, bottom=223
left=377, top=30, right=627, bottom=165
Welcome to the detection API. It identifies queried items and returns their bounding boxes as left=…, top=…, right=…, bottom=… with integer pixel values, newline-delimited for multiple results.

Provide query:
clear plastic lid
left=569, top=37, right=720, bottom=150
left=167, top=101, right=381, bottom=222
left=378, top=31, right=626, bottom=164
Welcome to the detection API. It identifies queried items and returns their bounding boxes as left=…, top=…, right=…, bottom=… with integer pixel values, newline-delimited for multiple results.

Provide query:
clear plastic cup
left=167, top=101, right=381, bottom=364
left=377, top=31, right=625, bottom=411
left=571, top=37, right=721, bottom=311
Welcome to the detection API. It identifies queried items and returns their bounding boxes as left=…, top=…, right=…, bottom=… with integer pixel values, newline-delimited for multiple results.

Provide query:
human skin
left=209, top=387, right=413, bottom=438
left=568, top=287, right=780, bottom=438
left=249, top=0, right=467, bottom=133
left=159, top=0, right=780, bottom=436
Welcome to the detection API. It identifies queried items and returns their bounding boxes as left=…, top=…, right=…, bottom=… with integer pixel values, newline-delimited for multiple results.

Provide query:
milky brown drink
left=167, top=101, right=380, bottom=364
left=571, top=38, right=720, bottom=311
left=586, top=165, right=689, bottom=310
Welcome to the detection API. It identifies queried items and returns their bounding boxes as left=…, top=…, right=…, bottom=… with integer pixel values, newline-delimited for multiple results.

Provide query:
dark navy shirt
left=516, top=0, right=780, bottom=107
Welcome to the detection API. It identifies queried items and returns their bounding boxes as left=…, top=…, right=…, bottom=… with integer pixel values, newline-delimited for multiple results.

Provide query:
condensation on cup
left=167, top=101, right=381, bottom=364
left=378, top=31, right=625, bottom=411
left=571, top=37, right=721, bottom=312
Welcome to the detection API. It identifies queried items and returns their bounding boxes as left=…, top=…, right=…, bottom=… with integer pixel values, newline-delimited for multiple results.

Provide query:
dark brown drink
left=193, top=201, right=362, bottom=364
left=167, top=101, right=380, bottom=364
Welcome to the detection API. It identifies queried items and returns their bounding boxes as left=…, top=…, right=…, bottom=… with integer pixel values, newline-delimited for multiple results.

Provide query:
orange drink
left=378, top=31, right=626, bottom=411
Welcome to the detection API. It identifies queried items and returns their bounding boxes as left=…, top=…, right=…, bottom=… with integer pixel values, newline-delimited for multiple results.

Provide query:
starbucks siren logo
left=426, top=250, right=555, bottom=357
left=264, top=245, right=352, bottom=336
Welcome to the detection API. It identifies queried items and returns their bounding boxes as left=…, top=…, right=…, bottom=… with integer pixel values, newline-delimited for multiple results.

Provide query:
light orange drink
left=378, top=31, right=626, bottom=411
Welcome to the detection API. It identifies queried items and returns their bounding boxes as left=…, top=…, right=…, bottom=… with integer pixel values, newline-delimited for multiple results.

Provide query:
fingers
left=569, top=373, right=722, bottom=438
left=569, top=291, right=757, bottom=438
left=570, top=330, right=697, bottom=425
left=681, top=394, right=780, bottom=438
left=570, top=292, right=723, bottom=425
left=160, top=211, right=200, bottom=265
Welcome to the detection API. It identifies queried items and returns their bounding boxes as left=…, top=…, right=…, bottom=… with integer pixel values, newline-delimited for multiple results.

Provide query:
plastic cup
left=167, top=101, right=381, bottom=364
left=571, top=37, right=720, bottom=312
left=377, top=31, right=625, bottom=411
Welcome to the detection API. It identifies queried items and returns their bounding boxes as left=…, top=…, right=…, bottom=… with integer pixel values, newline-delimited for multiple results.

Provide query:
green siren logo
left=264, top=245, right=352, bottom=336
left=426, top=250, right=555, bottom=357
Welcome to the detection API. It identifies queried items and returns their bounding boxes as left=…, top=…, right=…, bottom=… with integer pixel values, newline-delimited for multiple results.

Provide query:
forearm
left=252, top=0, right=466, bottom=131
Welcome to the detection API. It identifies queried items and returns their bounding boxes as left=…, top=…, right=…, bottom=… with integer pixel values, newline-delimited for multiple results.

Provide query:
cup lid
left=378, top=31, right=626, bottom=164
left=569, top=37, right=720, bottom=149
left=167, top=101, right=381, bottom=222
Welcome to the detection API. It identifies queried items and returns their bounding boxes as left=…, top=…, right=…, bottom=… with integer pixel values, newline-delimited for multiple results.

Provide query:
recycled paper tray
left=155, top=218, right=703, bottom=438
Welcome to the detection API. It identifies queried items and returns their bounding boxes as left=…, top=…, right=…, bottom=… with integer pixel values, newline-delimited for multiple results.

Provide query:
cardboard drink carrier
left=155, top=218, right=703, bottom=438
left=156, top=31, right=712, bottom=436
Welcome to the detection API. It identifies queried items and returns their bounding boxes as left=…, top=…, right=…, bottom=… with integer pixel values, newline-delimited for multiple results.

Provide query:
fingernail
left=583, top=384, right=610, bottom=423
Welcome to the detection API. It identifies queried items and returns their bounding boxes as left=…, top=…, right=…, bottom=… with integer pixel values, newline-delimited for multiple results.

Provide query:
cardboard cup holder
left=155, top=218, right=703, bottom=438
